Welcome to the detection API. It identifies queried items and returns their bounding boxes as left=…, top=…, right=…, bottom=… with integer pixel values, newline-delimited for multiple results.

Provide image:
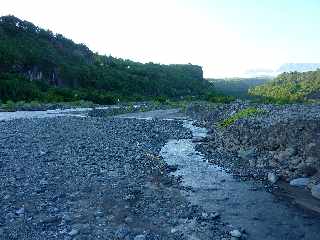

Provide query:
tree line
left=249, top=70, right=320, bottom=103
left=0, top=15, right=214, bottom=104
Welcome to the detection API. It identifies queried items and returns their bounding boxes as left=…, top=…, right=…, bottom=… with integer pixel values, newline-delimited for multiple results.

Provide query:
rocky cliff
left=0, top=15, right=207, bottom=99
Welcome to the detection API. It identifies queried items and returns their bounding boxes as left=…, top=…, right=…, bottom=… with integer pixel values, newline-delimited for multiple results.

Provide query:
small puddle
left=160, top=120, right=320, bottom=240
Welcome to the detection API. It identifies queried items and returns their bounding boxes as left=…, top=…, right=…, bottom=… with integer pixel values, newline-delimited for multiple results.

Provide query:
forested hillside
left=0, top=15, right=211, bottom=104
left=207, top=78, right=270, bottom=99
left=249, top=70, right=320, bottom=102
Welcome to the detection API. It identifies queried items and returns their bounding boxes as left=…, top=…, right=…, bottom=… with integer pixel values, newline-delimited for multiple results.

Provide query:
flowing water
left=160, top=120, right=320, bottom=240
left=2, top=108, right=319, bottom=239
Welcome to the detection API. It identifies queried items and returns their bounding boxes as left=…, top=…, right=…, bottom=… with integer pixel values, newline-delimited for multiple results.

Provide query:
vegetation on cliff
left=218, top=107, right=265, bottom=128
left=208, top=77, right=270, bottom=99
left=0, top=15, right=215, bottom=104
left=249, top=70, right=320, bottom=103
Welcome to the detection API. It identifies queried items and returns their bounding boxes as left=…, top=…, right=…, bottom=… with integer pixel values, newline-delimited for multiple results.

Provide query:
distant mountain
left=207, top=77, right=271, bottom=99
left=277, top=63, right=320, bottom=73
left=244, top=63, right=320, bottom=78
left=244, top=68, right=276, bottom=78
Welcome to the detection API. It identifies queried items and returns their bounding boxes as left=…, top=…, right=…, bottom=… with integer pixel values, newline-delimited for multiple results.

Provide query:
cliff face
left=0, top=15, right=207, bottom=98
left=0, top=15, right=94, bottom=86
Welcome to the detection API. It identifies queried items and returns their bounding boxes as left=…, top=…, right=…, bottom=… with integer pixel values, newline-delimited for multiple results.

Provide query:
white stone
left=15, top=207, right=25, bottom=215
left=201, top=212, right=208, bottom=218
left=230, top=229, right=242, bottom=238
left=289, top=178, right=310, bottom=187
left=68, top=229, right=79, bottom=236
left=268, top=172, right=279, bottom=184
left=134, top=235, right=146, bottom=240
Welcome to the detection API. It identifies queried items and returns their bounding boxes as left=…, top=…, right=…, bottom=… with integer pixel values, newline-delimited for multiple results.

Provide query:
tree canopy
left=249, top=70, right=320, bottom=103
left=0, top=15, right=212, bottom=103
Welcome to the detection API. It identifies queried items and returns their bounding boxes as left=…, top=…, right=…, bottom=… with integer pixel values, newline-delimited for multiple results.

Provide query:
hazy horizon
left=1, top=0, right=320, bottom=78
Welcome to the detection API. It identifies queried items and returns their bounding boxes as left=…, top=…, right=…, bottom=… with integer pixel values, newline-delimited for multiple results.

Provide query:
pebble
left=230, top=229, right=242, bottom=238
left=39, top=178, right=48, bottom=185
left=3, top=194, right=10, bottom=200
left=115, top=225, right=130, bottom=239
left=238, top=148, right=256, bottom=160
left=170, top=228, right=178, bottom=234
left=134, top=235, right=146, bottom=240
left=73, top=223, right=91, bottom=234
left=290, top=178, right=310, bottom=187
left=39, top=215, right=61, bottom=224
left=39, top=150, right=47, bottom=156
left=62, top=213, right=72, bottom=222
left=213, top=211, right=220, bottom=217
left=201, top=212, right=208, bottom=218
left=68, top=229, right=79, bottom=236
left=268, top=172, right=279, bottom=184
left=15, top=207, right=25, bottom=215
left=199, top=211, right=220, bottom=221
left=94, top=210, right=104, bottom=218
left=124, top=216, right=133, bottom=223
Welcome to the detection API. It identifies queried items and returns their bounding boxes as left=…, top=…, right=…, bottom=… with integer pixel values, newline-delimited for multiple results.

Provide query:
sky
left=1, top=0, right=320, bottom=77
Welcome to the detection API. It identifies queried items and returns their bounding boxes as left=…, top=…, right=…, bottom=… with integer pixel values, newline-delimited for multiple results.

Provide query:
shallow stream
left=2, top=108, right=319, bottom=239
left=160, top=120, right=320, bottom=240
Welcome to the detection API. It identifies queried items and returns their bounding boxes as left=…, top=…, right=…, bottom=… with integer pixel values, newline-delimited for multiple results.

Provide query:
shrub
left=3, top=100, right=16, bottom=111
left=71, top=100, right=94, bottom=108
left=205, top=92, right=235, bottom=104
left=154, top=96, right=168, bottom=104
left=81, top=91, right=117, bottom=105
left=29, top=100, right=41, bottom=109
left=46, top=88, right=76, bottom=102
left=15, top=101, right=27, bottom=108
left=0, top=74, right=43, bottom=102
left=219, top=107, right=265, bottom=128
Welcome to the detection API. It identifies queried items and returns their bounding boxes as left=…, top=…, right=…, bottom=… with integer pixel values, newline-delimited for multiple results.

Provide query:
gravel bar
left=0, top=116, right=228, bottom=240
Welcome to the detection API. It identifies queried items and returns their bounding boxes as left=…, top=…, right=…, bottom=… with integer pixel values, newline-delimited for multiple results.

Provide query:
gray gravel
left=0, top=116, right=227, bottom=240
left=187, top=101, right=320, bottom=182
left=2, top=105, right=320, bottom=240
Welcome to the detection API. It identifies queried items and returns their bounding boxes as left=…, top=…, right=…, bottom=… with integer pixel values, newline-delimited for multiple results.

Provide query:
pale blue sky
left=1, top=0, right=320, bottom=77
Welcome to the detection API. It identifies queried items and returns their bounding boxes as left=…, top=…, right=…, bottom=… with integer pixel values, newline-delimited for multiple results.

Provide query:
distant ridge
left=245, top=63, right=320, bottom=78
left=244, top=68, right=275, bottom=77
left=277, top=63, right=320, bottom=73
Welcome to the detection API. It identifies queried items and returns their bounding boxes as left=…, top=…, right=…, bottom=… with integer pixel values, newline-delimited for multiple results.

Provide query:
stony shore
left=0, top=116, right=228, bottom=240
left=1, top=103, right=320, bottom=239
left=186, top=101, right=320, bottom=202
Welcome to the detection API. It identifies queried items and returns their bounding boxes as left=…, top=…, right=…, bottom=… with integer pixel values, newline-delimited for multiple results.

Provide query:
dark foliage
left=0, top=15, right=213, bottom=104
left=208, top=77, right=270, bottom=99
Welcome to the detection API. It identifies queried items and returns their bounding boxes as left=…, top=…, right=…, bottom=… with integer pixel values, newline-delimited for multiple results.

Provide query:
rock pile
left=187, top=102, right=320, bottom=199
